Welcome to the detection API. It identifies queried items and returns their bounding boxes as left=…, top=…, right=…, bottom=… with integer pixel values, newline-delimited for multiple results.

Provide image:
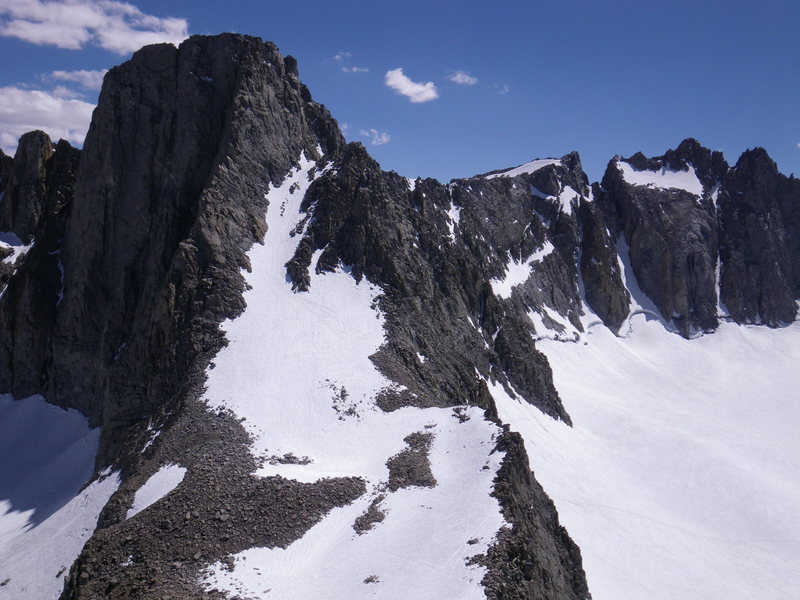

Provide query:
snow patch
left=531, top=184, right=581, bottom=215
left=126, top=464, right=186, bottom=519
left=490, top=242, right=554, bottom=299
left=617, top=160, right=704, bottom=197
left=446, top=202, right=461, bottom=242
left=484, top=158, right=560, bottom=179
left=0, top=231, right=32, bottom=265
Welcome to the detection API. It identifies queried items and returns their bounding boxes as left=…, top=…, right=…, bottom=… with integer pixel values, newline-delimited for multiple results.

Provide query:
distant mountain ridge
left=0, top=33, right=797, bottom=599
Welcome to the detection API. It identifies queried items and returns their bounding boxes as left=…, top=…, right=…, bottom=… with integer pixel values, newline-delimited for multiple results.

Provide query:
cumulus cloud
left=359, top=128, right=390, bottom=146
left=447, top=70, right=478, bottom=85
left=0, top=85, right=94, bottom=153
left=332, top=51, right=352, bottom=61
left=384, top=68, right=438, bottom=103
left=342, top=66, right=368, bottom=73
left=0, top=0, right=188, bottom=55
left=49, top=68, right=108, bottom=90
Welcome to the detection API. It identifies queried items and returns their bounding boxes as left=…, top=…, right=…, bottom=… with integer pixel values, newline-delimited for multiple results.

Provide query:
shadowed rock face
left=718, top=149, right=800, bottom=324
left=0, top=130, right=55, bottom=243
left=0, top=35, right=344, bottom=441
left=599, top=139, right=725, bottom=336
left=598, top=138, right=800, bottom=335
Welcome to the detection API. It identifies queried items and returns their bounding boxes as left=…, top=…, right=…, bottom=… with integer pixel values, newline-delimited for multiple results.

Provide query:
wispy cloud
left=447, top=70, right=478, bottom=85
left=48, top=69, right=108, bottom=90
left=0, top=0, right=188, bottom=55
left=797, top=142, right=800, bottom=149
left=495, top=83, right=511, bottom=95
left=359, top=128, right=391, bottom=146
left=333, top=51, right=352, bottom=61
left=342, top=66, right=368, bottom=73
left=384, top=68, right=438, bottom=103
left=0, top=85, right=94, bottom=153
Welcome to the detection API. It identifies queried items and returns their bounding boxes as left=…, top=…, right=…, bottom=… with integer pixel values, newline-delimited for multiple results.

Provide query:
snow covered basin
left=495, top=316, right=800, bottom=600
left=0, top=394, right=119, bottom=599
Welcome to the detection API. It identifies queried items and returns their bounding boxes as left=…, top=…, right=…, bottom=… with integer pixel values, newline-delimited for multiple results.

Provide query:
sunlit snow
left=617, top=160, right=704, bottom=197
left=484, top=158, right=560, bottom=179
left=202, top=155, right=506, bottom=598
left=494, top=316, right=800, bottom=600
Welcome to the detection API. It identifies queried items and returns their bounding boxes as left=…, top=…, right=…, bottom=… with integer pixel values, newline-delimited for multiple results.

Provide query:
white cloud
left=447, top=70, right=478, bottom=85
left=333, top=51, right=352, bottom=61
left=0, top=0, right=188, bottom=55
left=0, top=85, right=94, bottom=154
left=384, top=68, right=438, bottom=103
left=49, top=68, right=108, bottom=90
left=359, top=128, right=390, bottom=146
left=796, top=142, right=800, bottom=149
left=342, top=66, right=368, bottom=73
left=495, top=83, right=511, bottom=95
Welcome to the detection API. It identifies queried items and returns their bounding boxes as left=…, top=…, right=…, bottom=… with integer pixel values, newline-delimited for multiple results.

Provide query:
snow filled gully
left=202, top=155, right=507, bottom=599
left=0, top=394, right=119, bottom=599
left=493, top=314, right=800, bottom=600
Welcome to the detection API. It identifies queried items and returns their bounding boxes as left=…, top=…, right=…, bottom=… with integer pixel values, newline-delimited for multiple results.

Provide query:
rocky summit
left=0, top=34, right=798, bottom=600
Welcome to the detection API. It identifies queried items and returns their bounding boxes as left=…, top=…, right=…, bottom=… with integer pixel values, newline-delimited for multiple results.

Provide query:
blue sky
left=0, top=0, right=797, bottom=182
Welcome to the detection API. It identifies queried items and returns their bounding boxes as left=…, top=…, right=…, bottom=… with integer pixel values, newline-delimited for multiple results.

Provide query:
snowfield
left=0, top=395, right=119, bottom=599
left=203, top=156, right=507, bottom=598
left=495, top=315, right=800, bottom=600
left=616, top=159, right=705, bottom=197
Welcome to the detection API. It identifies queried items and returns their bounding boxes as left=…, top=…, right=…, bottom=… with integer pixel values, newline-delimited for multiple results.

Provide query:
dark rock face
left=0, top=130, right=54, bottom=243
left=0, top=34, right=343, bottom=443
left=0, top=136, right=80, bottom=394
left=598, top=138, right=800, bottom=334
left=599, top=141, right=723, bottom=336
left=287, top=142, right=570, bottom=422
left=579, top=192, right=629, bottom=332
left=718, top=149, right=799, bottom=324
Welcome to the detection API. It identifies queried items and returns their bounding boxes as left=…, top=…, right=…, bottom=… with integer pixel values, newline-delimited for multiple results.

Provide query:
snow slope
left=203, top=155, right=506, bottom=598
left=0, top=395, right=119, bottom=599
left=494, top=316, right=800, bottom=600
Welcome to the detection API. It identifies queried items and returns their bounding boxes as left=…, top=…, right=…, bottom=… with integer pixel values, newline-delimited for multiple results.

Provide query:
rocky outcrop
left=599, top=140, right=724, bottom=336
left=599, top=138, right=800, bottom=334
left=0, top=131, right=54, bottom=243
left=718, top=149, right=799, bottom=324
left=579, top=192, right=629, bottom=332
left=482, top=431, right=590, bottom=600
left=0, top=135, right=80, bottom=392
